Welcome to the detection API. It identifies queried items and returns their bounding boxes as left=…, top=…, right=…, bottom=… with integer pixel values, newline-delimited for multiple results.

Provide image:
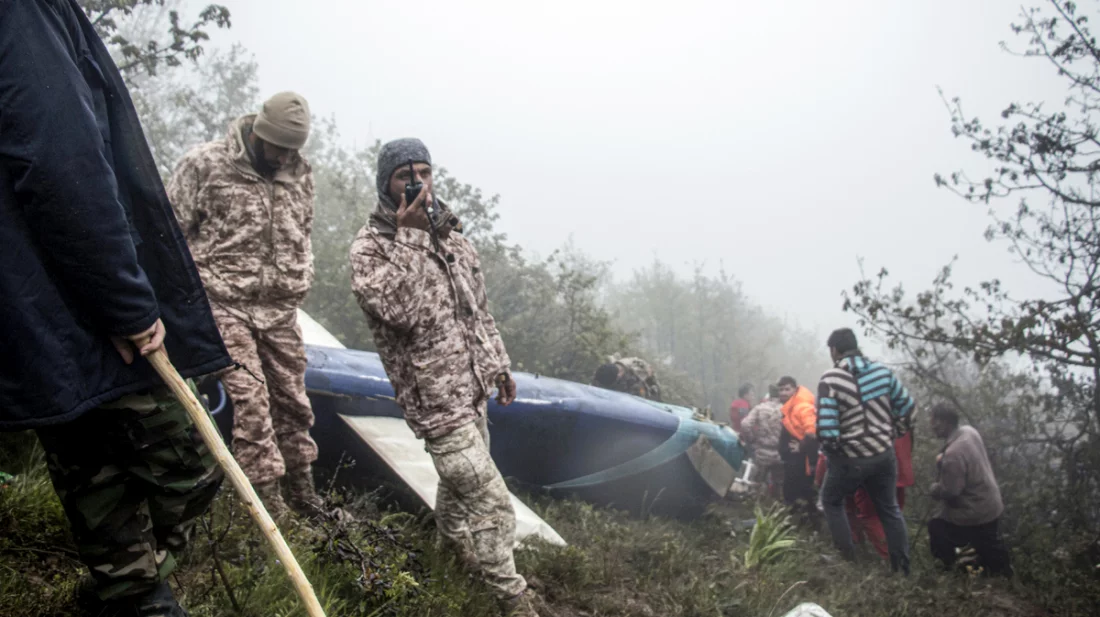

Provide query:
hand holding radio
left=396, top=182, right=431, bottom=231
left=404, top=159, right=425, bottom=208
left=398, top=160, right=454, bottom=262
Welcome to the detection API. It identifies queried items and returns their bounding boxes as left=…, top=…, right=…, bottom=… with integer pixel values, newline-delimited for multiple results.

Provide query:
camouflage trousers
left=35, top=385, right=223, bottom=601
left=426, top=416, right=527, bottom=600
left=213, top=306, right=318, bottom=485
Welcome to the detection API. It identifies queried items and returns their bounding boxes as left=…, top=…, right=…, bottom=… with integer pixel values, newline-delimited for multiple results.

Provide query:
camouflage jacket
left=741, top=399, right=784, bottom=466
left=349, top=208, right=511, bottom=439
left=603, top=357, right=662, bottom=402
left=167, top=116, right=314, bottom=326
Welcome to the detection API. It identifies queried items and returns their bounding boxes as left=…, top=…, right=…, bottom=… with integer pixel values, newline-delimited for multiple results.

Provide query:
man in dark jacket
left=0, top=1, right=232, bottom=614
left=928, top=403, right=1012, bottom=576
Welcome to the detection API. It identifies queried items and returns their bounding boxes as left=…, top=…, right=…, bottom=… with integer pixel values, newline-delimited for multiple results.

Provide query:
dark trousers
left=35, top=385, right=223, bottom=600
left=782, top=455, right=818, bottom=524
left=821, top=449, right=910, bottom=574
left=928, top=517, right=1012, bottom=577
left=782, top=460, right=814, bottom=504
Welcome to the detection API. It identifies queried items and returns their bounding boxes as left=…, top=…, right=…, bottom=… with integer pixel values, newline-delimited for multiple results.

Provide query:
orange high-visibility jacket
left=781, top=385, right=818, bottom=442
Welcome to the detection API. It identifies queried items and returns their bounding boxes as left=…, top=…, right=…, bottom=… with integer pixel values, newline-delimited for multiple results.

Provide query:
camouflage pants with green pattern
left=35, top=384, right=223, bottom=601
left=426, top=416, right=527, bottom=600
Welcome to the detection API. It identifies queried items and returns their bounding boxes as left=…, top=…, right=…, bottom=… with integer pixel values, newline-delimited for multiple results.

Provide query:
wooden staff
left=144, top=347, right=326, bottom=617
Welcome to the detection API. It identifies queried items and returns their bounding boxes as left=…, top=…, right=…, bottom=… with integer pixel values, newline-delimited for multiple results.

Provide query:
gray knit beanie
left=252, top=91, right=311, bottom=150
left=377, top=138, right=432, bottom=202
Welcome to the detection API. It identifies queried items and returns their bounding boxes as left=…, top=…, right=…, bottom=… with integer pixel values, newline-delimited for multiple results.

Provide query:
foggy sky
left=207, top=0, right=1068, bottom=340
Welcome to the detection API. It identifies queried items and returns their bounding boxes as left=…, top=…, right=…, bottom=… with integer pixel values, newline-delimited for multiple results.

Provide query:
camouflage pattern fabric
left=349, top=211, right=512, bottom=439
left=167, top=115, right=314, bottom=319
left=34, top=385, right=223, bottom=601
left=212, top=305, right=318, bottom=485
left=427, top=417, right=526, bottom=600
left=741, top=399, right=784, bottom=467
left=605, top=357, right=662, bottom=402
left=167, top=114, right=319, bottom=484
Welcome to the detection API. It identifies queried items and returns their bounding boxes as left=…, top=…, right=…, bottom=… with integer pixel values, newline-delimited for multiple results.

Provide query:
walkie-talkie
left=403, top=160, right=454, bottom=264
left=403, top=160, right=423, bottom=208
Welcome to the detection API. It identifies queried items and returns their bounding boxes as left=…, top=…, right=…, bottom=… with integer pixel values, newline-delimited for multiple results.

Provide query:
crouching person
left=350, top=138, right=539, bottom=616
left=928, top=404, right=1012, bottom=577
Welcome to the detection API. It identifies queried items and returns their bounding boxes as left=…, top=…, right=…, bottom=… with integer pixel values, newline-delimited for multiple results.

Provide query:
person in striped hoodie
left=816, top=328, right=916, bottom=574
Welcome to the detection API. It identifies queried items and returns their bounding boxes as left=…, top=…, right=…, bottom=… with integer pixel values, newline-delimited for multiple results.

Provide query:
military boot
left=131, top=582, right=189, bottom=617
left=499, top=588, right=541, bottom=617
left=253, top=479, right=291, bottom=521
left=284, top=465, right=325, bottom=518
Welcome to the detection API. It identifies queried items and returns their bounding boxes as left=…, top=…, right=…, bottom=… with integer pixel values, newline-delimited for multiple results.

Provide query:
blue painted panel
left=300, top=346, right=743, bottom=491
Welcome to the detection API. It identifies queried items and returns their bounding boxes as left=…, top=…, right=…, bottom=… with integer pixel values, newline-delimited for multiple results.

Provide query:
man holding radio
left=349, top=138, right=537, bottom=617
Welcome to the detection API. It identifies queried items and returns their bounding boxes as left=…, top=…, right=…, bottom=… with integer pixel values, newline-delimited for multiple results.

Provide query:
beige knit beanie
left=252, top=91, right=311, bottom=150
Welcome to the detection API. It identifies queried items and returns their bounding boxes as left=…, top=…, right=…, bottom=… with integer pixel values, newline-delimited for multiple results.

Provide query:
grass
left=0, top=433, right=85, bottom=617
left=1, top=430, right=1097, bottom=617
left=742, top=503, right=798, bottom=570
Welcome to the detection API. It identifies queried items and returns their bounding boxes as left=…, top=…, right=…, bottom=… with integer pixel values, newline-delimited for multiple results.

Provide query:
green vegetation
left=4, top=2, right=1098, bottom=616
left=5, top=428, right=1093, bottom=616
left=742, top=503, right=798, bottom=570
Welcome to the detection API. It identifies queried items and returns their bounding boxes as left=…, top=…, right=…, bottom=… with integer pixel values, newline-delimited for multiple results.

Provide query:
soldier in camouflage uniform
left=2, top=2, right=232, bottom=614
left=167, top=93, right=323, bottom=519
left=592, top=356, right=663, bottom=401
left=350, top=138, right=539, bottom=617
left=740, top=384, right=786, bottom=496
left=36, top=386, right=223, bottom=605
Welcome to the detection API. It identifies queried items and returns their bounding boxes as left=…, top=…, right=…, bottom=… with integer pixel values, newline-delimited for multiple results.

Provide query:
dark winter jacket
left=0, top=0, right=231, bottom=429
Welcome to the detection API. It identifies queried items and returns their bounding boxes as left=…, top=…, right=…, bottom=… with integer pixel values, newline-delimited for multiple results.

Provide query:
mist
left=211, top=0, right=1066, bottom=337
left=3, top=2, right=1100, bottom=615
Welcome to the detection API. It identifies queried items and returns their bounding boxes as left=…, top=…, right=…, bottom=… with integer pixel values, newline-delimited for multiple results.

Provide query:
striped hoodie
left=816, top=354, right=915, bottom=458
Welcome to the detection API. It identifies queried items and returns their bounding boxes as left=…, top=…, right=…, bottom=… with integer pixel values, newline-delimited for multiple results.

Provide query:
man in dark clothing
left=928, top=404, right=1012, bottom=577
left=816, top=328, right=914, bottom=574
left=0, top=1, right=232, bottom=614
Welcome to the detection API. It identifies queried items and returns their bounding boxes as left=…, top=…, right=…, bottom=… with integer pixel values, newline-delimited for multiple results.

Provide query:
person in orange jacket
left=777, top=376, right=819, bottom=521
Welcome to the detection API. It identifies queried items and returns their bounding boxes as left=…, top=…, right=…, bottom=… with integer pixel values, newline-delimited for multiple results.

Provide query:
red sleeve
left=814, top=453, right=828, bottom=485
left=729, top=400, right=748, bottom=430
left=894, top=432, right=914, bottom=487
